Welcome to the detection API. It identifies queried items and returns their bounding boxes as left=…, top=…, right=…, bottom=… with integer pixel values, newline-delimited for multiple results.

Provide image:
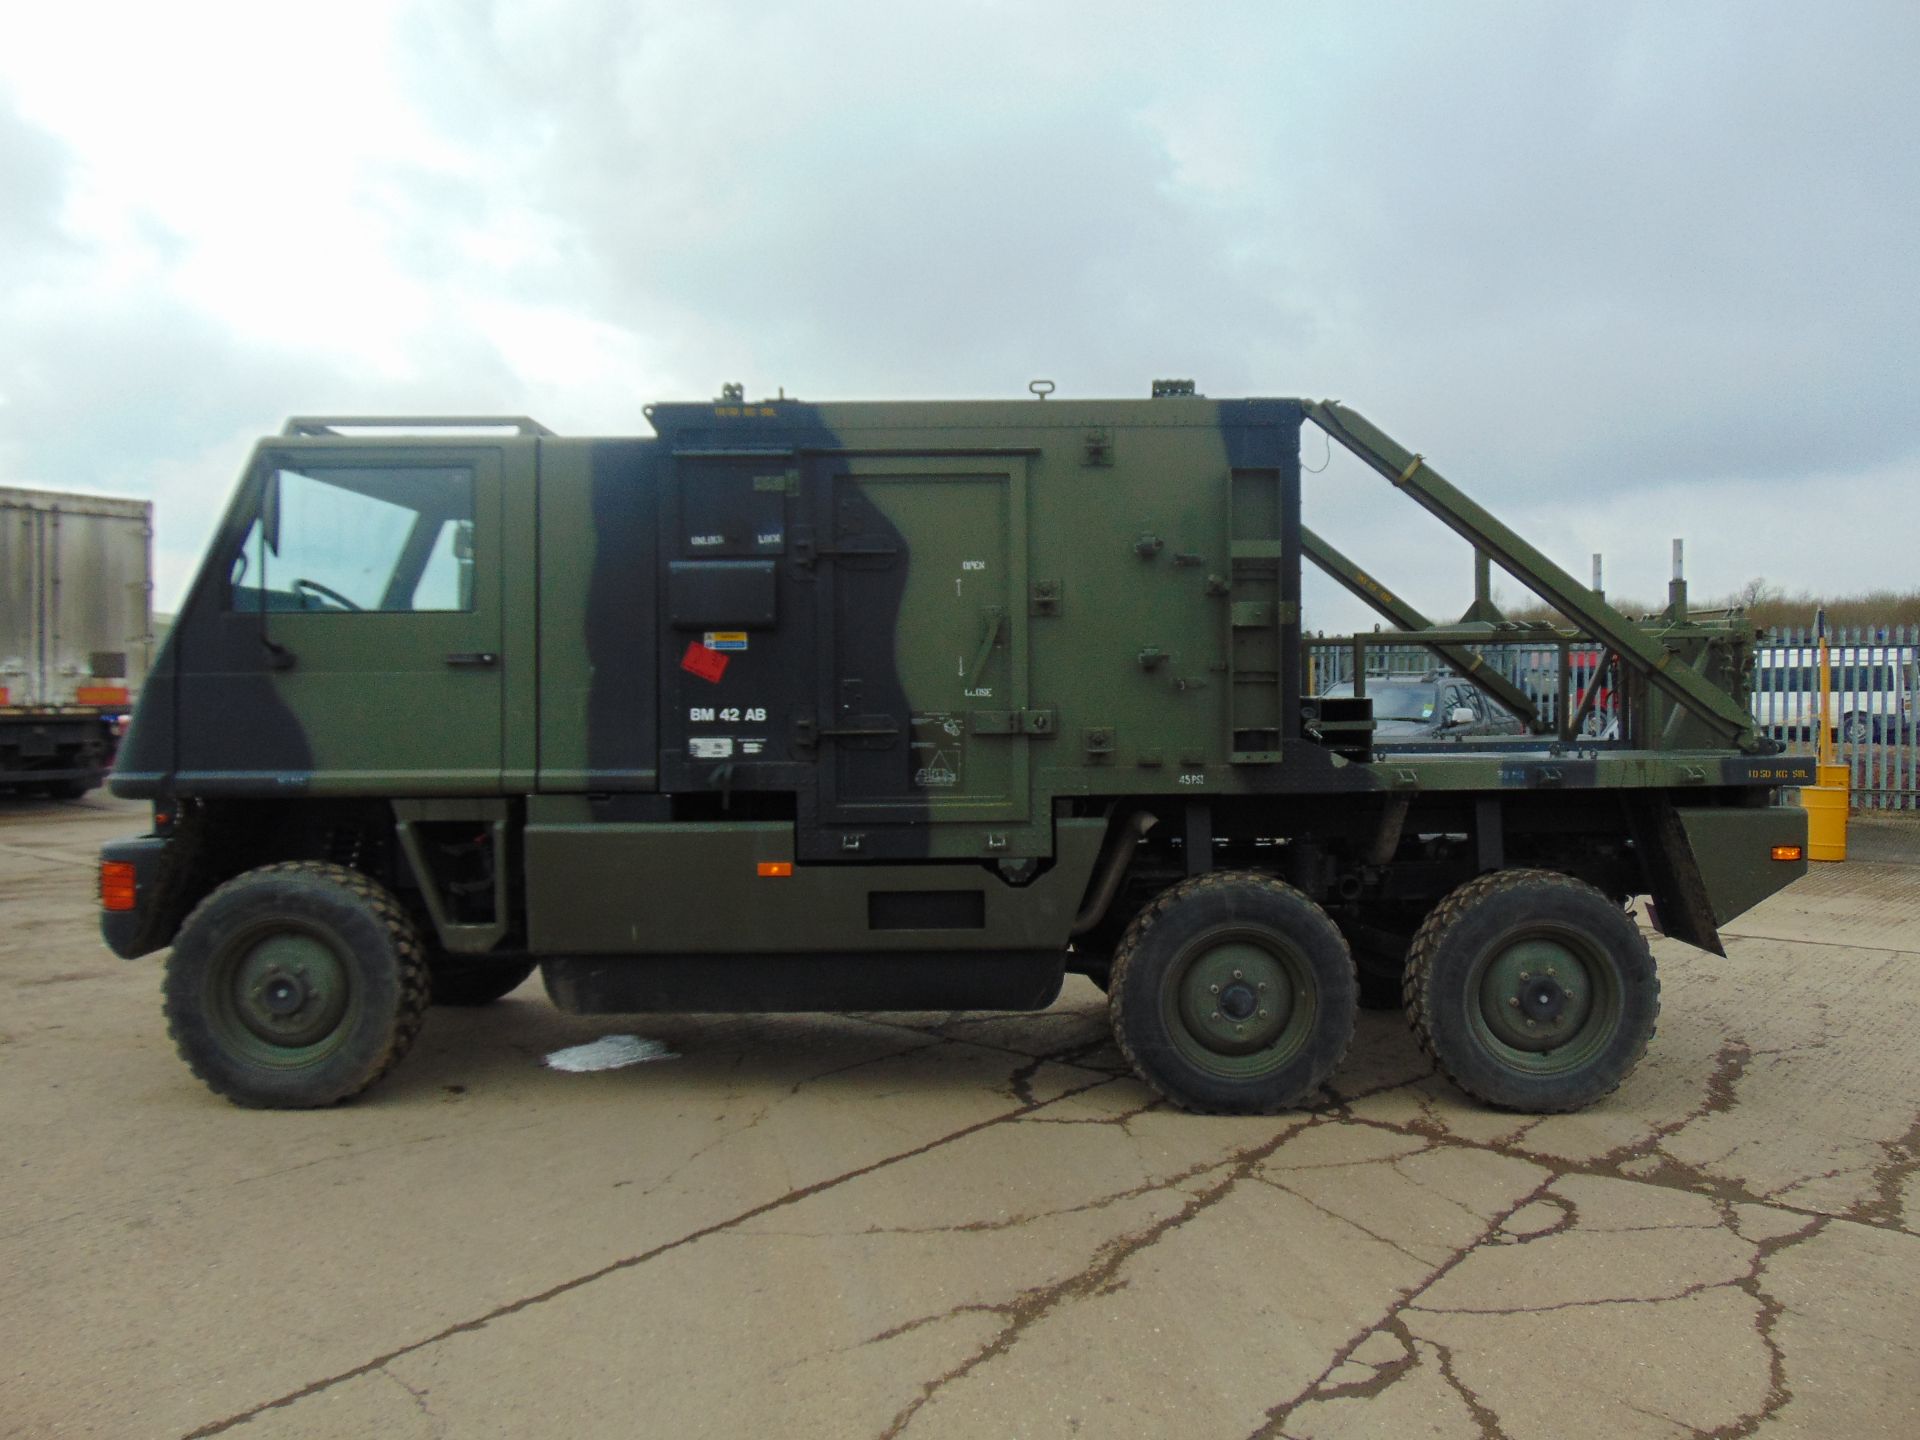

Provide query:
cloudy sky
left=2, top=0, right=1914, bottom=626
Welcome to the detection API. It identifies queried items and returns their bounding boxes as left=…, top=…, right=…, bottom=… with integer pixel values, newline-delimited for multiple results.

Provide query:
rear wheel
left=1841, top=712, right=1874, bottom=744
left=164, top=862, right=430, bottom=1108
left=1109, top=871, right=1356, bottom=1114
left=1405, top=869, right=1658, bottom=1112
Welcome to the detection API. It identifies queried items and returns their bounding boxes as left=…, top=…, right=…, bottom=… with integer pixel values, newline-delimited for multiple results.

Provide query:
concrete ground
left=2, top=797, right=1916, bottom=1440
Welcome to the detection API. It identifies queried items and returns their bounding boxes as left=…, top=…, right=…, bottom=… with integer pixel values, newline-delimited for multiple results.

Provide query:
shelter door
left=811, top=455, right=1030, bottom=828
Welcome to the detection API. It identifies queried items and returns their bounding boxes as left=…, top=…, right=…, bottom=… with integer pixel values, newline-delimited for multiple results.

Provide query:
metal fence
left=1753, top=625, right=1919, bottom=812
left=1307, top=625, right=1920, bottom=811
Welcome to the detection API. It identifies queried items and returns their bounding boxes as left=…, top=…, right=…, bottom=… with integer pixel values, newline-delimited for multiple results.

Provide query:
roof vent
left=1151, top=379, right=1198, bottom=398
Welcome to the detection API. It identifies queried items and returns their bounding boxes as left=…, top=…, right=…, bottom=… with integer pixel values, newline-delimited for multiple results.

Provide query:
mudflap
left=1630, top=797, right=1810, bottom=955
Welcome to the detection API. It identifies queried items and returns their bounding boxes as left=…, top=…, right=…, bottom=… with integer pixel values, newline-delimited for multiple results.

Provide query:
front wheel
left=1405, top=869, right=1658, bottom=1112
left=164, top=862, right=430, bottom=1108
left=1840, top=712, right=1875, bottom=745
left=1109, top=872, right=1356, bottom=1114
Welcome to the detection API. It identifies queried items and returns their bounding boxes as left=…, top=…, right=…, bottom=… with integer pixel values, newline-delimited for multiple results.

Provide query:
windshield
left=1326, top=680, right=1438, bottom=722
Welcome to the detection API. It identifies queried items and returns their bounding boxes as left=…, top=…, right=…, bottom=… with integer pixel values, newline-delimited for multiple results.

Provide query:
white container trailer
left=1, top=486, right=153, bottom=797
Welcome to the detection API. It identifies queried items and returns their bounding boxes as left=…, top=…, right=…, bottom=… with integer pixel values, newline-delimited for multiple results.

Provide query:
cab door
left=182, top=445, right=514, bottom=794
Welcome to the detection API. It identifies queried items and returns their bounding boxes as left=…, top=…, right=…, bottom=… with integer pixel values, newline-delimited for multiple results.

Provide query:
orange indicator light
left=100, top=861, right=138, bottom=911
left=756, top=861, right=794, bottom=878
left=1770, top=845, right=1803, bottom=862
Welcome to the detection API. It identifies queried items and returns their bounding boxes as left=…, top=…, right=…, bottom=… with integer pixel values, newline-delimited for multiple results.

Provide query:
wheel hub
left=1176, top=940, right=1294, bottom=1056
left=1477, top=936, right=1593, bottom=1053
left=1519, top=975, right=1567, bottom=1022
left=260, top=972, right=308, bottom=1016
left=1219, top=982, right=1259, bottom=1021
left=231, top=933, right=350, bottom=1049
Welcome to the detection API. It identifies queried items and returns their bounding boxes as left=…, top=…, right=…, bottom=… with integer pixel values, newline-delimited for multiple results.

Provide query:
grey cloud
left=5, top=0, right=1915, bottom=621
left=1252, top=5, right=1920, bottom=490
left=383, top=2, right=1918, bottom=482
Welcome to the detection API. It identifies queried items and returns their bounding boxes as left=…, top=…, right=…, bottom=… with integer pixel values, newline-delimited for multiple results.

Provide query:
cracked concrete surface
left=2, top=798, right=1916, bottom=1438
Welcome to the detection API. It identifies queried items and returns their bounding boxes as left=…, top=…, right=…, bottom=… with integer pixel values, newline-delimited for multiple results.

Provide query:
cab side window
left=227, top=466, right=475, bottom=613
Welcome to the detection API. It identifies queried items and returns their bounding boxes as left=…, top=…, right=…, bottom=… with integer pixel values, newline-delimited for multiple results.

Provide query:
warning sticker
left=689, top=737, right=736, bottom=760
left=910, top=713, right=965, bottom=789
left=681, top=642, right=729, bottom=684
left=703, top=631, right=749, bottom=652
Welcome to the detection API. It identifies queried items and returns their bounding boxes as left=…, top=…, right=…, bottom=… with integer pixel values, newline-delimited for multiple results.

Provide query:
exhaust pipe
left=1070, top=811, right=1159, bottom=936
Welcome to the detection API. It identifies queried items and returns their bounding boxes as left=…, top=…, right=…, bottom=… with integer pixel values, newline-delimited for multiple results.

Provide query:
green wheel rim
left=1162, top=923, right=1318, bottom=1078
left=1466, top=925, right=1621, bottom=1074
left=203, top=920, right=361, bottom=1068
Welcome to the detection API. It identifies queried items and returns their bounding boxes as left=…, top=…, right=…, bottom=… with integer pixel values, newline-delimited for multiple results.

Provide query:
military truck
left=3, top=486, right=153, bottom=797
left=97, top=390, right=1811, bottom=1114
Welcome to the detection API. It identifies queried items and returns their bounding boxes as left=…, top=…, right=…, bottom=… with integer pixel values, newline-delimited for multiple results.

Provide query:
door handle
left=969, top=607, right=1007, bottom=685
left=445, top=652, right=499, bottom=668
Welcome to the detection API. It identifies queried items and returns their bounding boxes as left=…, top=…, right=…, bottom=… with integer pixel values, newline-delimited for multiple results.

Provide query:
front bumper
left=99, top=834, right=176, bottom=959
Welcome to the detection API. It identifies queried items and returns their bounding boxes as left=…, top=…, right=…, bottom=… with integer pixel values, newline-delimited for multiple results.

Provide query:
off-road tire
left=1404, top=869, right=1659, bottom=1113
left=1109, top=871, right=1356, bottom=1114
left=164, top=862, right=430, bottom=1108
left=429, top=955, right=536, bottom=1007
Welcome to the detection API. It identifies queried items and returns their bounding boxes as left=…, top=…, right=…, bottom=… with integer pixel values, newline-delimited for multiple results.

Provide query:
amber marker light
left=756, top=862, right=794, bottom=878
left=1771, top=845, right=1804, bottom=862
left=100, top=861, right=138, bottom=911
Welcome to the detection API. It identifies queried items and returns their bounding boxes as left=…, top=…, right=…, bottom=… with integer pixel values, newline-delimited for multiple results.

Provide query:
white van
left=1750, top=644, right=1915, bottom=742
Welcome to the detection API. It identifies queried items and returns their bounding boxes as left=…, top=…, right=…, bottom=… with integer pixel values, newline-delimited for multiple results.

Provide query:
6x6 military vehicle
left=98, top=388, right=1812, bottom=1113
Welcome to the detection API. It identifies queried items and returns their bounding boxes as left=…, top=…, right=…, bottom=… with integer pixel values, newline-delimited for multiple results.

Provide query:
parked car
left=1751, top=646, right=1915, bottom=743
left=1323, top=672, right=1528, bottom=742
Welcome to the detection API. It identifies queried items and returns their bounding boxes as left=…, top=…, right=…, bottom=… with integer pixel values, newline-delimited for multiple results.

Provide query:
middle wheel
left=1109, top=871, right=1357, bottom=1114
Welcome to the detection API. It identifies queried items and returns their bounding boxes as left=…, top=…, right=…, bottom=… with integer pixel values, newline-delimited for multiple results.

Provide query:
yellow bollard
left=1799, top=763, right=1850, bottom=861
left=1799, top=630, right=1849, bottom=861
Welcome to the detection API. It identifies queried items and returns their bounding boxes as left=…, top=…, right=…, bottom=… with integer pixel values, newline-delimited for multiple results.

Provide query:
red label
left=680, top=642, right=729, bottom=684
